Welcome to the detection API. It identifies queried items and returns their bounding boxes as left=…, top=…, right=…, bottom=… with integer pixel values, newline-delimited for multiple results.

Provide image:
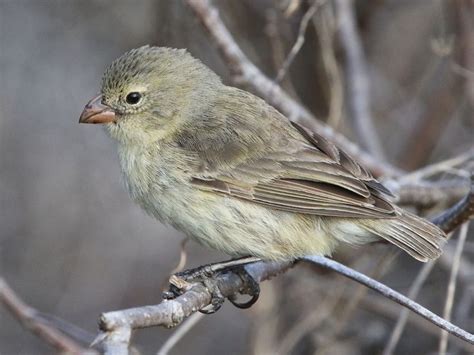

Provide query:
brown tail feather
left=360, top=209, right=446, bottom=262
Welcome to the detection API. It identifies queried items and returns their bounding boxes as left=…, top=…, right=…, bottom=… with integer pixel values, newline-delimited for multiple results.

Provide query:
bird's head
left=79, top=45, right=221, bottom=144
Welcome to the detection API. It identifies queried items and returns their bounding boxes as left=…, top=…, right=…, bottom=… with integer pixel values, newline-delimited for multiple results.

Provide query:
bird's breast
left=117, top=143, right=196, bottom=222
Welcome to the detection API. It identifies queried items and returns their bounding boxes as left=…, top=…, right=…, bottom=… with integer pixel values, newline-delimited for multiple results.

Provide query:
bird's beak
left=79, top=95, right=117, bottom=124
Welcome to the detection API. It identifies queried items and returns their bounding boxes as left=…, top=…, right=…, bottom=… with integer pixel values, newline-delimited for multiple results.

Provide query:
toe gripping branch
left=162, top=260, right=261, bottom=314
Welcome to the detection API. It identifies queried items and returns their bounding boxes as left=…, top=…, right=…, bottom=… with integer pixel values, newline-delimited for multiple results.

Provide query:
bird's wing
left=191, top=122, right=396, bottom=219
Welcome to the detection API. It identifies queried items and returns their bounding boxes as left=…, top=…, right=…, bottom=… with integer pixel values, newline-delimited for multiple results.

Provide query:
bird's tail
left=359, top=209, right=447, bottom=262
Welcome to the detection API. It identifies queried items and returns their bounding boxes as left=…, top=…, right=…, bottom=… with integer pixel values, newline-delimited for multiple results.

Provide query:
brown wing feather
left=185, top=90, right=445, bottom=262
left=191, top=121, right=397, bottom=218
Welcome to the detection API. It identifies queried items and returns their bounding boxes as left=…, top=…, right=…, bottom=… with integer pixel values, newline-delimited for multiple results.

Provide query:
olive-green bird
left=80, top=46, right=445, bottom=262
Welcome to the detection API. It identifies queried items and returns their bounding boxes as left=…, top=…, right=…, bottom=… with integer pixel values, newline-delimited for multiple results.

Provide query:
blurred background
left=0, top=0, right=473, bottom=354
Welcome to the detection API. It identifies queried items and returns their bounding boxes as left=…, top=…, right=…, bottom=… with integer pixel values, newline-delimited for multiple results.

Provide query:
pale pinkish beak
left=79, top=95, right=116, bottom=124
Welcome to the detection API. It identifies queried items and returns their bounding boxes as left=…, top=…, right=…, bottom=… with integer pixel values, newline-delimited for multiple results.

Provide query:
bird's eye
left=125, top=92, right=142, bottom=105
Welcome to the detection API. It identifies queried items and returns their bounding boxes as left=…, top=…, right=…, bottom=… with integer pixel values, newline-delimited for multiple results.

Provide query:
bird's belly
left=118, top=147, right=341, bottom=260
left=140, top=185, right=340, bottom=261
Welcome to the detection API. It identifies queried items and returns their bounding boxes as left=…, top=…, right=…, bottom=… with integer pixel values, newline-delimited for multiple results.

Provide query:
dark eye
left=125, top=92, right=141, bottom=105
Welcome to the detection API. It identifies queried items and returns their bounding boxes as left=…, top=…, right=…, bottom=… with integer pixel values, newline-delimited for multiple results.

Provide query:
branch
left=97, top=261, right=293, bottom=354
left=302, top=256, right=474, bottom=344
left=391, top=180, right=468, bottom=208
left=157, top=312, right=204, bottom=355
left=95, top=178, right=474, bottom=353
left=186, top=0, right=400, bottom=177
left=0, top=277, right=96, bottom=355
left=386, top=148, right=474, bottom=208
left=383, top=261, right=436, bottom=355
left=431, top=174, right=474, bottom=232
left=274, top=0, right=324, bottom=83
left=334, top=0, right=385, bottom=159
left=439, top=222, right=470, bottom=354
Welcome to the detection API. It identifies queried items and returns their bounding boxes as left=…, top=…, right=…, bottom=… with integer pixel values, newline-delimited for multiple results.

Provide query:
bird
left=79, top=45, right=446, bottom=263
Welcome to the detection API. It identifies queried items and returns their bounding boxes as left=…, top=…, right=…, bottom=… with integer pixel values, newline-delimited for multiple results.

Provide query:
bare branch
left=157, top=312, right=205, bottom=355
left=334, top=0, right=385, bottom=159
left=97, top=261, right=293, bottom=354
left=0, top=277, right=96, bottom=355
left=275, top=0, right=324, bottom=83
left=185, top=0, right=400, bottom=177
left=391, top=181, right=468, bottom=208
left=313, top=4, right=344, bottom=129
left=97, top=253, right=474, bottom=353
left=95, top=177, right=474, bottom=352
left=383, top=261, right=436, bottom=355
left=360, top=293, right=474, bottom=352
left=386, top=148, right=474, bottom=208
left=384, top=176, right=473, bottom=354
left=302, top=256, right=474, bottom=344
left=431, top=174, right=474, bottom=233
left=439, top=222, right=470, bottom=354
left=396, top=148, right=474, bottom=184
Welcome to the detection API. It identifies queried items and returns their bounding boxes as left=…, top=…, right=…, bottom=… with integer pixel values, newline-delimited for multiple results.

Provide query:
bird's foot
left=227, top=266, right=260, bottom=309
left=162, top=256, right=261, bottom=314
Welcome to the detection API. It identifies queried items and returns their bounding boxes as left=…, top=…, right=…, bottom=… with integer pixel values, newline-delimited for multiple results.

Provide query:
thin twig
left=169, top=238, right=189, bottom=276
left=438, top=243, right=473, bottom=284
left=276, top=281, right=345, bottom=354
left=439, top=222, right=470, bottom=354
left=384, top=149, right=473, bottom=208
left=275, top=0, right=324, bottom=83
left=313, top=4, right=344, bottom=129
left=315, top=250, right=398, bottom=353
left=396, top=148, right=474, bottom=185
left=157, top=312, right=205, bottom=355
left=302, top=256, right=474, bottom=344
left=265, top=8, right=299, bottom=98
left=334, top=0, right=385, bottom=159
left=371, top=172, right=472, bottom=350
left=383, top=261, right=436, bottom=355
left=0, top=277, right=96, bottom=354
left=185, top=0, right=400, bottom=177
left=359, top=293, right=474, bottom=352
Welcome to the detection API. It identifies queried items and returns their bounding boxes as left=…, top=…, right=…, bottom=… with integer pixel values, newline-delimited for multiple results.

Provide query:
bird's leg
left=162, top=256, right=262, bottom=314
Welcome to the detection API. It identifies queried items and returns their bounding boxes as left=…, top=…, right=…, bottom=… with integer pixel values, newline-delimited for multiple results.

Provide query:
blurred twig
left=399, top=14, right=464, bottom=169
left=275, top=0, right=325, bottom=84
left=265, top=8, right=299, bottom=98
left=439, top=222, right=470, bottom=354
left=383, top=261, right=436, bottom=355
left=360, top=293, right=474, bottom=352
left=386, top=148, right=474, bottom=208
left=396, top=148, right=474, bottom=184
left=334, top=0, right=385, bottom=159
left=276, top=278, right=345, bottom=354
left=313, top=4, right=344, bottom=129
left=0, top=277, right=96, bottom=355
left=303, top=256, right=473, bottom=344
left=157, top=312, right=205, bottom=355
left=314, top=250, right=398, bottom=354
left=455, top=0, right=474, bottom=109
left=186, top=0, right=400, bottom=177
